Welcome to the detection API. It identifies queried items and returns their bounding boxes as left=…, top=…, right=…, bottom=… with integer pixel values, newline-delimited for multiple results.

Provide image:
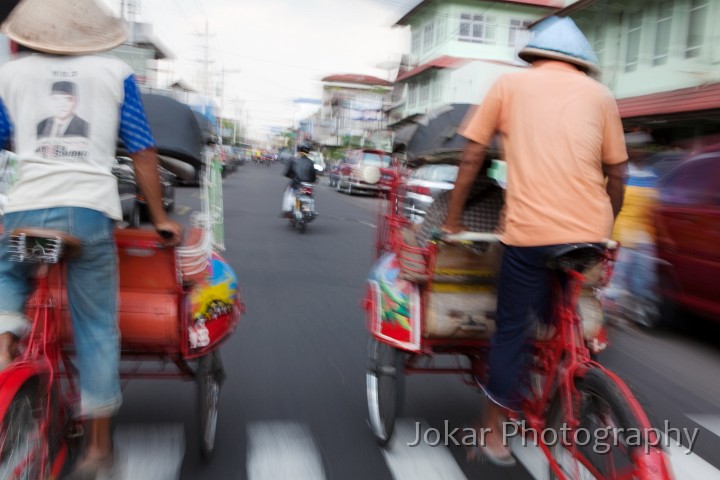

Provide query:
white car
left=403, top=164, right=458, bottom=222
left=308, top=151, right=326, bottom=175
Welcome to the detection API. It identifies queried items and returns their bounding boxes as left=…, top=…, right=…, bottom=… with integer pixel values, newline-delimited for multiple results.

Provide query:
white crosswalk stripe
left=112, top=423, right=185, bottom=480
left=510, top=436, right=549, bottom=480
left=246, top=420, right=326, bottom=480
left=106, top=416, right=720, bottom=479
left=381, top=420, right=467, bottom=480
left=686, top=414, right=720, bottom=439
left=662, top=432, right=720, bottom=480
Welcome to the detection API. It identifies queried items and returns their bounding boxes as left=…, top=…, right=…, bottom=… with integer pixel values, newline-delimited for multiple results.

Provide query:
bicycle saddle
left=10, top=228, right=82, bottom=263
left=545, top=243, right=605, bottom=273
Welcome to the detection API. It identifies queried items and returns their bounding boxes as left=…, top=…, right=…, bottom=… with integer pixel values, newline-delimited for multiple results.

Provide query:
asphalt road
left=113, top=163, right=720, bottom=480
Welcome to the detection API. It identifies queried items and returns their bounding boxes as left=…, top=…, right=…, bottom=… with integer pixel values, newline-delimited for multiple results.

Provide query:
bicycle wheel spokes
left=0, top=390, right=44, bottom=480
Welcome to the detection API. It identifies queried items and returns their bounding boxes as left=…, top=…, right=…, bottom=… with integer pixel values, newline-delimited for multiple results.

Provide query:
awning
left=617, top=83, right=720, bottom=119
left=396, top=56, right=471, bottom=82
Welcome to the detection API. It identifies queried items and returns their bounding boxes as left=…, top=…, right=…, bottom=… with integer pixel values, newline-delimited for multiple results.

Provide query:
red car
left=654, top=150, right=720, bottom=323
left=335, top=148, right=397, bottom=195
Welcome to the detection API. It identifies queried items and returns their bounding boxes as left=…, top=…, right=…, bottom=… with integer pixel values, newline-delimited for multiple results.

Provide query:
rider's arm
left=283, top=158, right=295, bottom=179
left=119, top=75, right=182, bottom=245
left=603, top=161, right=627, bottom=219
left=444, top=141, right=487, bottom=233
left=131, top=147, right=180, bottom=235
left=444, top=80, right=504, bottom=234
left=601, top=94, right=629, bottom=220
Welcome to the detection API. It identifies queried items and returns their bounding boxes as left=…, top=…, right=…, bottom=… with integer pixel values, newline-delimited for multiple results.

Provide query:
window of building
left=508, top=19, right=531, bottom=47
left=591, top=22, right=605, bottom=65
left=408, top=82, right=417, bottom=107
left=432, top=78, right=441, bottom=102
left=411, top=28, right=421, bottom=55
left=424, top=21, right=434, bottom=51
left=419, top=79, right=430, bottom=104
left=459, top=12, right=497, bottom=44
left=436, top=16, right=447, bottom=44
left=653, top=0, right=673, bottom=66
left=624, top=10, right=643, bottom=72
left=685, top=0, right=708, bottom=58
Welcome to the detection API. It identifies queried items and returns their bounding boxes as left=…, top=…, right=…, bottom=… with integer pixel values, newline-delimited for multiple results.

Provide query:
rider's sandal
left=466, top=442, right=516, bottom=467
left=64, top=455, right=116, bottom=480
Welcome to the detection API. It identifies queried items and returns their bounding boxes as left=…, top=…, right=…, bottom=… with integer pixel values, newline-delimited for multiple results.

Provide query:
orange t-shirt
left=460, top=61, right=627, bottom=246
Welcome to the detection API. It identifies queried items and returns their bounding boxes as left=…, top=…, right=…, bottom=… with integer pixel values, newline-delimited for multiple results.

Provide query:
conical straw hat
left=1, top=0, right=128, bottom=55
left=519, top=16, right=599, bottom=74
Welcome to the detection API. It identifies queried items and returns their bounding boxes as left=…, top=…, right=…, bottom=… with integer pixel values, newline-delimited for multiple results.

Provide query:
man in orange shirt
left=443, top=16, right=627, bottom=465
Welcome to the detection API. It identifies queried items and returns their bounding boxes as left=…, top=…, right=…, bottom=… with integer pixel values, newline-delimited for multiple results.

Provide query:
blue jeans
left=486, top=245, right=555, bottom=410
left=0, top=207, right=121, bottom=417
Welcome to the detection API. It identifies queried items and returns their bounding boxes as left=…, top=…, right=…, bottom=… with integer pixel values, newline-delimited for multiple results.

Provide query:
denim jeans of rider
left=0, top=207, right=121, bottom=418
left=486, top=245, right=556, bottom=410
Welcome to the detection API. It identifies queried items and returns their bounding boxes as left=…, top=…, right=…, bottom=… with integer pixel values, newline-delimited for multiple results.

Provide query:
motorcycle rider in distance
left=281, top=141, right=317, bottom=217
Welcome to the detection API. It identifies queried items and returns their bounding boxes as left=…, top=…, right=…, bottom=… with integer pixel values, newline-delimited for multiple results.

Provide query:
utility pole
left=192, top=21, right=214, bottom=119
left=203, top=21, right=210, bottom=99
left=218, top=67, right=240, bottom=144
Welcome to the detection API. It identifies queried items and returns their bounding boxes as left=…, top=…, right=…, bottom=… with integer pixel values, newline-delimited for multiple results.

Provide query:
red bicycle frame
left=0, top=261, right=77, bottom=479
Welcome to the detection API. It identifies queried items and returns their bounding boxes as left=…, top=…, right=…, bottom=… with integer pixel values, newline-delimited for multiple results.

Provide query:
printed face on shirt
left=51, top=93, right=76, bottom=120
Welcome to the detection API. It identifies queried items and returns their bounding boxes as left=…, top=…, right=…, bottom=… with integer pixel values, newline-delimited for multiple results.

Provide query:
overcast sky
left=100, top=0, right=413, bottom=140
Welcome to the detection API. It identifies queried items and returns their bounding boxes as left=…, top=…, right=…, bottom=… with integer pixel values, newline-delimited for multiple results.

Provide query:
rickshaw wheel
left=197, top=351, right=225, bottom=462
left=366, top=337, right=405, bottom=446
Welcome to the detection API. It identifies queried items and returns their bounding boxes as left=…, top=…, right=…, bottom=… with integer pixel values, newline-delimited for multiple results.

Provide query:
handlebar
left=432, top=229, right=619, bottom=251
left=430, top=229, right=500, bottom=244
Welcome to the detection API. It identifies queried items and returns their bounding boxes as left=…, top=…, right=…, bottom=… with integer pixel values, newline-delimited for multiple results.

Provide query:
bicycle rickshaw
left=363, top=110, right=672, bottom=479
left=0, top=94, right=243, bottom=478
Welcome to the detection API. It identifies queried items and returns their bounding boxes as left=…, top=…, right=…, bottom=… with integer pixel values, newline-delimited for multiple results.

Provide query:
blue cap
left=519, top=16, right=599, bottom=73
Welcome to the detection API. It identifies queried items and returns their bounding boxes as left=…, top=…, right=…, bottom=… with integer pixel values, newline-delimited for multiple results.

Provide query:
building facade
left=388, top=0, right=563, bottom=124
left=557, top=0, right=720, bottom=148
left=315, top=74, right=393, bottom=148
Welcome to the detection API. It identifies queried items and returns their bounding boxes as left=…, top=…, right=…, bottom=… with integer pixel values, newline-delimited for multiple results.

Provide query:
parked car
left=645, top=150, right=688, bottom=179
left=654, top=149, right=720, bottom=324
left=336, top=148, right=397, bottom=195
left=112, top=157, right=142, bottom=227
left=114, top=156, right=176, bottom=225
left=403, top=164, right=458, bottom=222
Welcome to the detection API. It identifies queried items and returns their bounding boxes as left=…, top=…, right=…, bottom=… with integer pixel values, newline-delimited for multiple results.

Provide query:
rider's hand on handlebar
left=441, top=221, right=467, bottom=235
left=154, top=219, right=184, bottom=246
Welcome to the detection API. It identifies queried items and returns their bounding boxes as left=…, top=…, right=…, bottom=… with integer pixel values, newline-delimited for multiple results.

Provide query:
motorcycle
left=289, top=182, right=317, bottom=233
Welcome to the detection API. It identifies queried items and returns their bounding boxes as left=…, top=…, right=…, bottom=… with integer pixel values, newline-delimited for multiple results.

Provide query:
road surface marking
left=112, top=423, right=185, bottom=480
left=381, top=419, right=467, bottom=480
left=686, top=414, right=720, bottom=439
left=247, top=421, right=326, bottom=480
left=510, top=436, right=548, bottom=480
left=508, top=430, right=720, bottom=480
left=662, top=432, right=720, bottom=480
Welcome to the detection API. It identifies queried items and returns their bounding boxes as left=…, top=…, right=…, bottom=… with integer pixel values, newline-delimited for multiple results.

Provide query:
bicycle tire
left=0, top=385, right=44, bottom=480
left=546, top=368, right=671, bottom=480
left=197, top=351, right=224, bottom=462
left=366, top=337, right=405, bottom=446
